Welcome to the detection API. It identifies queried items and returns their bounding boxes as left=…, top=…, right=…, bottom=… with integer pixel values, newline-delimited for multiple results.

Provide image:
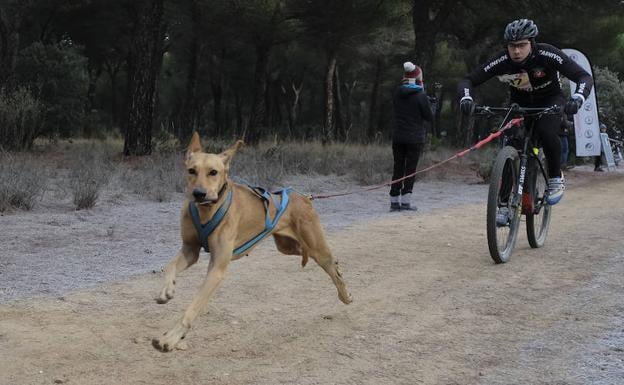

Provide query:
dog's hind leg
left=157, top=243, right=200, bottom=304
left=311, top=250, right=352, bottom=304
left=297, top=222, right=352, bottom=304
left=153, top=240, right=232, bottom=352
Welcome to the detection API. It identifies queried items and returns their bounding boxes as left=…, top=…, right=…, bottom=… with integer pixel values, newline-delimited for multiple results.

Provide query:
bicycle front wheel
left=526, top=152, right=552, bottom=248
left=487, top=146, right=521, bottom=264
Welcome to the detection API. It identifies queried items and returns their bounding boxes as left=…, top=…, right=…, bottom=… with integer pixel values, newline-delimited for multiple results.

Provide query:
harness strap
left=189, top=186, right=291, bottom=255
left=188, top=189, right=233, bottom=252
left=233, top=188, right=290, bottom=256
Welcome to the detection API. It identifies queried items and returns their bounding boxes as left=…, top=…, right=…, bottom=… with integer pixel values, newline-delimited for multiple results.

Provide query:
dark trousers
left=534, top=114, right=562, bottom=178
left=390, top=142, right=423, bottom=196
left=522, top=95, right=564, bottom=178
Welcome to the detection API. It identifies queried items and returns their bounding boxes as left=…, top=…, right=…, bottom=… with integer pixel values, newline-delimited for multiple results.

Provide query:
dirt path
left=1, top=168, right=623, bottom=385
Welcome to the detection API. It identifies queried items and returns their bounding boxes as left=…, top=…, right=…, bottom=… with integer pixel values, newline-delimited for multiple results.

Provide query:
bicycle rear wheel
left=526, top=152, right=552, bottom=248
left=487, top=146, right=521, bottom=264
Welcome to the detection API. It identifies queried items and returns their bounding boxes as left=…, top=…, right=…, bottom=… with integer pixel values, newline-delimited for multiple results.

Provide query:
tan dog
left=152, top=133, right=352, bottom=352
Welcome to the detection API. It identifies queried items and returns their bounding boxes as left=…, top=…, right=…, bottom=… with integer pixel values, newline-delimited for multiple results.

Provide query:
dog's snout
left=192, top=188, right=207, bottom=200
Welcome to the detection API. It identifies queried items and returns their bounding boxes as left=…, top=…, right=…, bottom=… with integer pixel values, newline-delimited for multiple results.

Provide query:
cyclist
left=458, top=18, right=593, bottom=204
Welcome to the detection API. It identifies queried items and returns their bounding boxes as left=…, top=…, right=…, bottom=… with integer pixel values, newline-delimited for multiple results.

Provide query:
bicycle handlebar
left=475, top=104, right=561, bottom=117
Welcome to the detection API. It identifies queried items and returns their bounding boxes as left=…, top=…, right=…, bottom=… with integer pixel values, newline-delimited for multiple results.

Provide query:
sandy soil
left=1, top=166, right=623, bottom=385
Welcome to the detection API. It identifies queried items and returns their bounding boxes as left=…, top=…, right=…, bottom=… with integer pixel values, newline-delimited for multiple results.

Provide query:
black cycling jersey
left=458, top=43, right=593, bottom=106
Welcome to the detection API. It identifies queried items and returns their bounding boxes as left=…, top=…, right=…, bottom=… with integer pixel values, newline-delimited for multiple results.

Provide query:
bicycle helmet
left=504, top=19, right=539, bottom=42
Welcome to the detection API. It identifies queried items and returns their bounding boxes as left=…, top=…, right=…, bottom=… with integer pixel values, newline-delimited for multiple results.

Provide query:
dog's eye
left=188, top=168, right=196, bottom=175
left=208, top=170, right=218, bottom=176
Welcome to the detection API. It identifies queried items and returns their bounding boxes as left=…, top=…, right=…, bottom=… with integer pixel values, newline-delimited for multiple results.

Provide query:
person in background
left=594, top=123, right=607, bottom=172
left=560, top=117, right=570, bottom=170
left=389, top=61, right=433, bottom=211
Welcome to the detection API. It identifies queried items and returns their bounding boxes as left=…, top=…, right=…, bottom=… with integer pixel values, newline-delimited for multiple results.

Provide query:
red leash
left=309, top=118, right=522, bottom=200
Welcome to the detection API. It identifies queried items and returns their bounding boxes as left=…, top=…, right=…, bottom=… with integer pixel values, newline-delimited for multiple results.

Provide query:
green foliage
left=1, top=0, right=622, bottom=148
left=15, top=42, right=89, bottom=138
left=595, top=66, right=624, bottom=130
left=288, top=0, right=390, bottom=53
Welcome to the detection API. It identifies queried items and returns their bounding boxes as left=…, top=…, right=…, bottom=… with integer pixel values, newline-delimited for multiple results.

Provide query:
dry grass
left=0, top=150, right=49, bottom=212
left=67, top=144, right=114, bottom=210
left=119, top=153, right=185, bottom=202
left=1, top=136, right=488, bottom=211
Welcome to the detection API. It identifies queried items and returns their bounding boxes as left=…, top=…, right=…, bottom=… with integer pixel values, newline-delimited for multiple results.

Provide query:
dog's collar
left=217, top=182, right=228, bottom=201
left=188, top=188, right=233, bottom=252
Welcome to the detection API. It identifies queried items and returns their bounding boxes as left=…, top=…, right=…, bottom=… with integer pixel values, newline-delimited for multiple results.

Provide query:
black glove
left=564, top=96, right=583, bottom=115
left=460, top=98, right=474, bottom=116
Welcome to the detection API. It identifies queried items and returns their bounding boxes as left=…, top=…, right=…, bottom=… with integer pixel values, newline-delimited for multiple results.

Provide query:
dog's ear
left=186, top=131, right=202, bottom=160
left=219, top=140, right=245, bottom=169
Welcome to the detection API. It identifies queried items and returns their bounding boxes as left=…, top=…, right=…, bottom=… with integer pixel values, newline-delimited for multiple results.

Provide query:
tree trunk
left=124, top=0, right=165, bottom=156
left=0, top=8, right=20, bottom=91
left=333, top=65, right=346, bottom=142
left=283, top=79, right=303, bottom=136
left=247, top=44, right=270, bottom=145
left=179, top=0, right=201, bottom=142
left=323, top=53, right=337, bottom=145
left=104, top=53, right=123, bottom=131
left=434, top=85, right=444, bottom=137
left=263, top=73, right=272, bottom=129
left=412, top=0, right=455, bottom=77
left=211, top=78, right=222, bottom=137
left=368, top=56, right=382, bottom=142
left=109, top=72, right=118, bottom=130
left=234, top=89, right=243, bottom=136
left=344, top=80, right=357, bottom=141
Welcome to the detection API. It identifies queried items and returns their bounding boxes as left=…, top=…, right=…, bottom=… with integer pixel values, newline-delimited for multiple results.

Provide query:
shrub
left=0, top=88, right=45, bottom=151
left=119, top=153, right=185, bottom=202
left=15, top=41, right=89, bottom=139
left=594, top=66, right=624, bottom=131
left=68, top=146, right=113, bottom=210
left=0, top=151, right=48, bottom=211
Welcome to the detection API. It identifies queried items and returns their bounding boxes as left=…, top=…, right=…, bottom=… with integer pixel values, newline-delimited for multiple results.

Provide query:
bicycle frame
left=475, top=103, right=560, bottom=263
left=479, top=105, right=558, bottom=216
left=504, top=118, right=548, bottom=217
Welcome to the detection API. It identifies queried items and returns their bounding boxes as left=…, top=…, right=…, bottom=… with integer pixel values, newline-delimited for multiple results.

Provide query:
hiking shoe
left=390, top=202, right=401, bottom=212
left=496, top=207, right=510, bottom=227
left=400, top=203, right=417, bottom=211
left=594, top=166, right=604, bottom=172
left=546, top=176, right=565, bottom=205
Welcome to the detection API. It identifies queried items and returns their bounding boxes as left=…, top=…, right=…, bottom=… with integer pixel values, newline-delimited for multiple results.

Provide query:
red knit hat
left=403, top=62, right=423, bottom=84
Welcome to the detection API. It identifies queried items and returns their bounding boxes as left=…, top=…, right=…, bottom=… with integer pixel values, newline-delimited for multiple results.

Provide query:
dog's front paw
left=156, top=284, right=175, bottom=304
left=152, top=323, right=189, bottom=352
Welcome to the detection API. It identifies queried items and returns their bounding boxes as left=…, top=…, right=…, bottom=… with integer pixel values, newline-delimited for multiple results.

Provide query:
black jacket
left=458, top=43, right=593, bottom=106
left=392, top=85, right=433, bottom=144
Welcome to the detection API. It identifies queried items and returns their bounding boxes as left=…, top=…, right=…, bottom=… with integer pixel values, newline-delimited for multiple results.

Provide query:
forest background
left=1, top=0, right=623, bottom=155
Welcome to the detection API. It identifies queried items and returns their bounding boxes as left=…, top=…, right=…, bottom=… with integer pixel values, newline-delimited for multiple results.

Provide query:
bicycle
left=474, top=104, right=562, bottom=263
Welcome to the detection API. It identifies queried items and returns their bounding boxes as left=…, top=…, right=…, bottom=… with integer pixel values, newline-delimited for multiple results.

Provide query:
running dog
left=152, top=132, right=352, bottom=352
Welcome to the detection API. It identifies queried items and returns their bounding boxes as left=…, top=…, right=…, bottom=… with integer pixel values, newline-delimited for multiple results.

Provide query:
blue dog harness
left=188, top=185, right=291, bottom=256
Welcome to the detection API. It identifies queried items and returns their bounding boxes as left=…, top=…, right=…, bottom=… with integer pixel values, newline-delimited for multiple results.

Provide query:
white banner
left=562, top=48, right=601, bottom=157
